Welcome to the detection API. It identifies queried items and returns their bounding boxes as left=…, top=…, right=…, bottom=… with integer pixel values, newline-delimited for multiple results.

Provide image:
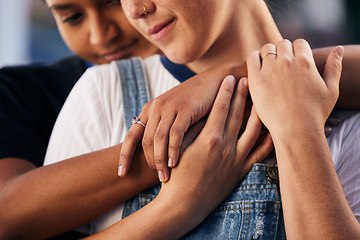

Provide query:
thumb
left=322, top=46, right=344, bottom=93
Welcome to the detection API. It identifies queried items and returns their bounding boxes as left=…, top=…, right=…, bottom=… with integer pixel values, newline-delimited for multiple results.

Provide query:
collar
left=160, top=56, right=195, bottom=82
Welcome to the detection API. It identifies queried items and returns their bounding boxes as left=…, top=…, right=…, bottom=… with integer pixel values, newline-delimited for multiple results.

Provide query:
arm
left=247, top=39, right=360, bottom=239
left=120, top=45, right=360, bottom=182
left=0, top=65, right=160, bottom=239
left=88, top=76, right=273, bottom=240
left=0, top=145, right=158, bottom=239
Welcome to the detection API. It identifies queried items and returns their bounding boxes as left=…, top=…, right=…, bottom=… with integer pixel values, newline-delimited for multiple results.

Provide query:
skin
left=0, top=0, right=160, bottom=238
left=247, top=40, right=360, bottom=239
left=116, top=0, right=360, bottom=238
left=46, top=0, right=159, bottom=64
left=119, top=0, right=360, bottom=182
left=2, top=0, right=359, bottom=239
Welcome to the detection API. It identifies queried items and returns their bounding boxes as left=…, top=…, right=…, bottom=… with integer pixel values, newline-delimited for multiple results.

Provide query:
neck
left=186, top=0, right=283, bottom=74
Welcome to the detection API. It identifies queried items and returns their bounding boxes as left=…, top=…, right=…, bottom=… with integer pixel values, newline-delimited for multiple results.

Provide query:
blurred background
left=0, top=0, right=359, bottom=68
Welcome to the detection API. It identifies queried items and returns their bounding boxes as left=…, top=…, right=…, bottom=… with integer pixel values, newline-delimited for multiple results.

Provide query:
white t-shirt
left=44, top=55, right=180, bottom=233
left=44, top=54, right=360, bottom=234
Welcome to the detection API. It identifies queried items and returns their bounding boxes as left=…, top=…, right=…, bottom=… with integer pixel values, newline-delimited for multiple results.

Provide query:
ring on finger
left=262, top=51, right=277, bottom=59
left=132, top=117, right=146, bottom=128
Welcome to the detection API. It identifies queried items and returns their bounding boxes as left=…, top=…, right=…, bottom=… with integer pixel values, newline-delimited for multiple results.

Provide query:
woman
left=0, top=0, right=159, bottom=239
left=44, top=0, right=360, bottom=238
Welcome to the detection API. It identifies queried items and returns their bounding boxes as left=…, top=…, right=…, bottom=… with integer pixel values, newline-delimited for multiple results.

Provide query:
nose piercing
left=143, top=6, right=148, bottom=16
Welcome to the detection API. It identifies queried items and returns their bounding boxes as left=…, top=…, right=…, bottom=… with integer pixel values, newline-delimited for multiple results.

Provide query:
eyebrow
left=49, top=4, right=74, bottom=11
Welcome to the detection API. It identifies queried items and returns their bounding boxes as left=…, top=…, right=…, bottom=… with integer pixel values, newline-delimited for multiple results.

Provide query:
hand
left=159, top=75, right=273, bottom=219
left=246, top=39, right=343, bottom=139
left=119, top=62, right=247, bottom=182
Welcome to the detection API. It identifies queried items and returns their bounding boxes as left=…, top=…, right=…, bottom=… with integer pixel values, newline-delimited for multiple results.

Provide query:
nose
left=122, top=0, right=154, bottom=19
left=89, top=13, right=119, bottom=47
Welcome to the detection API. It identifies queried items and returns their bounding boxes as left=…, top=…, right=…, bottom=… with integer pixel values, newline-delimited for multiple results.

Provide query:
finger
left=204, top=75, right=236, bottom=133
left=243, top=133, right=273, bottom=171
left=322, top=46, right=344, bottom=93
left=292, top=39, right=314, bottom=64
left=261, top=43, right=277, bottom=62
left=246, top=51, right=261, bottom=87
left=237, top=106, right=263, bottom=157
left=142, top=114, right=161, bottom=172
left=153, top=115, right=176, bottom=182
left=224, top=77, right=248, bottom=140
left=118, top=125, right=145, bottom=176
left=276, top=39, right=294, bottom=59
left=168, top=114, right=192, bottom=168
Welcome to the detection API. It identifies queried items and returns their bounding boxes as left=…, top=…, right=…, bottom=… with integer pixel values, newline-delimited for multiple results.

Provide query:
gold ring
left=262, top=51, right=277, bottom=59
left=132, top=117, right=146, bottom=128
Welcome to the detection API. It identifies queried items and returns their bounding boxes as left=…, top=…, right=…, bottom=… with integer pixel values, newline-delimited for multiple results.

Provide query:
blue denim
left=116, top=59, right=285, bottom=239
left=122, top=164, right=286, bottom=240
left=115, top=57, right=150, bottom=130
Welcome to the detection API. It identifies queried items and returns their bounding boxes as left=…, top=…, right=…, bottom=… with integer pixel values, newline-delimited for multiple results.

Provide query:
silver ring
left=132, top=117, right=146, bottom=128
left=262, top=51, right=277, bottom=59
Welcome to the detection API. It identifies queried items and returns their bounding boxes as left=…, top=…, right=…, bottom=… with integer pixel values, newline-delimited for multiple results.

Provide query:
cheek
left=59, top=27, right=96, bottom=63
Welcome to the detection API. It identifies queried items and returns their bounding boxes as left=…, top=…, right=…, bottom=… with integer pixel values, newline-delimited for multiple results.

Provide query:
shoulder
left=143, top=55, right=180, bottom=99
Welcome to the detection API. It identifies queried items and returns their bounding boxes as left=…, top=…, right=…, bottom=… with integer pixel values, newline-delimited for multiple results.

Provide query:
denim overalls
left=116, top=58, right=286, bottom=240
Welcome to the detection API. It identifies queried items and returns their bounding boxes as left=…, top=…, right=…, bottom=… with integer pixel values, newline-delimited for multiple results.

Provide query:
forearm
left=313, top=45, right=360, bottom=108
left=0, top=145, right=158, bottom=239
left=273, top=132, right=360, bottom=239
left=86, top=189, right=204, bottom=240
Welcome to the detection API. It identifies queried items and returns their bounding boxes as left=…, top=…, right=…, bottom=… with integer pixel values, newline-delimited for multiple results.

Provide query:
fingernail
left=242, top=78, right=248, bottom=87
left=118, top=165, right=124, bottom=176
left=225, top=75, right=235, bottom=84
left=168, top=157, right=174, bottom=167
left=158, top=170, right=165, bottom=182
left=337, top=46, right=344, bottom=58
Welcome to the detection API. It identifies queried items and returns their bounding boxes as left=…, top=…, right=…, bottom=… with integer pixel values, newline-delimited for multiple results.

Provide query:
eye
left=62, top=13, right=84, bottom=25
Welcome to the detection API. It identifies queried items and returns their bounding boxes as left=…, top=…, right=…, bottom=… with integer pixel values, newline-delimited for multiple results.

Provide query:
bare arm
left=247, top=39, right=360, bottom=239
left=120, top=44, right=360, bottom=183
left=0, top=145, right=158, bottom=239
left=88, top=76, right=273, bottom=240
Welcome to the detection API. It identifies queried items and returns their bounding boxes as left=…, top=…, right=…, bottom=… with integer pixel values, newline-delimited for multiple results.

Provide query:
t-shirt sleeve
left=44, top=64, right=125, bottom=166
left=0, top=57, right=85, bottom=166
left=330, top=111, right=360, bottom=223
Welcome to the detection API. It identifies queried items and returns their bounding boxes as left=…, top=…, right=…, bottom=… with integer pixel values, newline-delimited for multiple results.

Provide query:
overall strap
left=114, top=57, right=150, bottom=130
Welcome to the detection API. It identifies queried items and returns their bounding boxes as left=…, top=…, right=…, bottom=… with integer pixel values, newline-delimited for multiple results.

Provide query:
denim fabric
left=123, top=164, right=286, bottom=240
left=115, top=57, right=150, bottom=130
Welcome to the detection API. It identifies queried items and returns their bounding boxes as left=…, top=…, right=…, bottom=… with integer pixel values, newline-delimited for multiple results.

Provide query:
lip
left=147, top=18, right=175, bottom=42
left=101, top=40, right=137, bottom=62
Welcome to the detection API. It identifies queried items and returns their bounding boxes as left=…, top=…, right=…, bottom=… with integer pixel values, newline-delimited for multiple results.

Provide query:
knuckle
left=331, top=60, right=343, bottom=74
left=296, top=54, right=312, bottom=68
left=119, top=152, right=130, bottom=161
left=216, top=101, right=229, bottom=113
left=142, top=136, right=153, bottom=149
left=293, top=38, right=307, bottom=46
left=231, top=109, right=243, bottom=121
left=154, top=157, right=164, bottom=166
left=153, top=130, right=166, bottom=142
left=278, top=39, right=292, bottom=47
left=262, top=43, right=275, bottom=52
left=280, top=55, right=292, bottom=67
left=169, top=125, right=184, bottom=137
left=206, top=133, right=222, bottom=149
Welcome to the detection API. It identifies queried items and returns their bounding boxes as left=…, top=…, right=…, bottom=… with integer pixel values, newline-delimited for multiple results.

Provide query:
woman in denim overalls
left=118, top=0, right=360, bottom=239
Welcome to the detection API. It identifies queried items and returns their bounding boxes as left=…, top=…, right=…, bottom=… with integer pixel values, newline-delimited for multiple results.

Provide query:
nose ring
left=143, top=6, right=148, bottom=16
